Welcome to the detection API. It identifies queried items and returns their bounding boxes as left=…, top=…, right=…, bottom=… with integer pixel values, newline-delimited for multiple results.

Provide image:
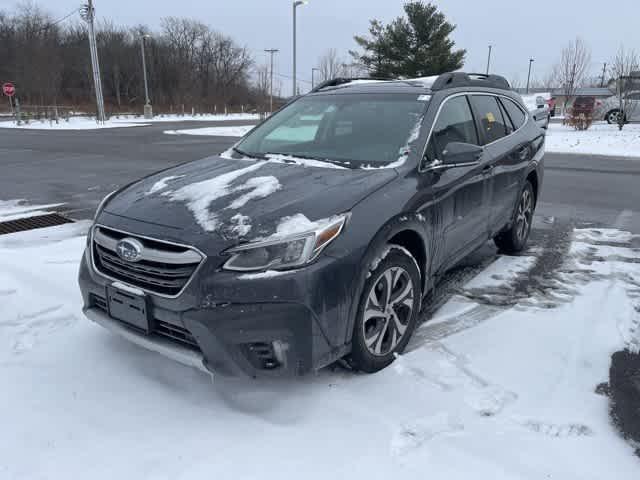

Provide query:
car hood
left=103, top=156, right=397, bottom=242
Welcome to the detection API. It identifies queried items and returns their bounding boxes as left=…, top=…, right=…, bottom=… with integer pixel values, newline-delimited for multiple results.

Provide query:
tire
left=609, top=350, right=640, bottom=443
left=606, top=109, right=622, bottom=124
left=350, top=246, right=422, bottom=373
left=494, top=181, right=535, bottom=254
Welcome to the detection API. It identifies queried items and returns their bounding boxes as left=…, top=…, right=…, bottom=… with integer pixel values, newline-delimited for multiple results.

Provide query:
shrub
left=566, top=111, right=594, bottom=130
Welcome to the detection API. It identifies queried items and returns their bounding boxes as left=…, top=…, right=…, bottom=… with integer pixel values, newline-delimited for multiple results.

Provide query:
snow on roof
left=403, top=75, right=440, bottom=88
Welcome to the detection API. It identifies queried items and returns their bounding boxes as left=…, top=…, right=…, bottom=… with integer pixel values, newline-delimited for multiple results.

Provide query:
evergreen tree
left=351, top=2, right=466, bottom=78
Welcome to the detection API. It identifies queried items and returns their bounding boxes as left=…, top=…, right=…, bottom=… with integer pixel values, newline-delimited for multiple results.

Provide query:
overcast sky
left=6, top=0, right=640, bottom=95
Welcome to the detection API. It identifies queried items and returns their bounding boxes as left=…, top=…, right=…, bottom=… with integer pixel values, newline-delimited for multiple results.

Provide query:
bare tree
left=0, top=4, right=256, bottom=114
left=318, top=48, right=347, bottom=81
left=508, top=74, right=523, bottom=90
left=610, top=46, right=640, bottom=130
left=555, top=37, right=591, bottom=112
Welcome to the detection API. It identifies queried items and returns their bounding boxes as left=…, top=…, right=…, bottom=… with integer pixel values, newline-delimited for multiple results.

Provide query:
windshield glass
left=235, top=93, right=429, bottom=167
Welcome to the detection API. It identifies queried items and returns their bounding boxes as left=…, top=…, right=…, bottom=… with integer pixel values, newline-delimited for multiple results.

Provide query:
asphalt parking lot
left=1, top=121, right=640, bottom=233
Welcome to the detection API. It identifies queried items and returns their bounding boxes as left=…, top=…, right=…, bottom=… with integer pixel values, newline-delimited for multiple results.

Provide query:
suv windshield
left=235, top=93, right=429, bottom=167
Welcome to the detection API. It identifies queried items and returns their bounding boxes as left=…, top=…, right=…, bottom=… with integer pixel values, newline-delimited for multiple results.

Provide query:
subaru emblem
left=116, top=238, right=143, bottom=262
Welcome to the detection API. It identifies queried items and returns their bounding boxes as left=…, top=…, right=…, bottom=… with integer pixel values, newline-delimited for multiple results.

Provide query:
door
left=626, top=92, right=640, bottom=121
left=468, top=94, right=524, bottom=233
left=422, top=94, right=492, bottom=270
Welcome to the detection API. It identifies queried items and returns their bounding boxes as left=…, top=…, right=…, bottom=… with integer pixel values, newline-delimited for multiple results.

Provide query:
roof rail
left=430, top=72, right=511, bottom=91
left=310, top=76, right=393, bottom=93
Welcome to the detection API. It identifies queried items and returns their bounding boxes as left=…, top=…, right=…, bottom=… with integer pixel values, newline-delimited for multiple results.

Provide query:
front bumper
left=79, top=239, right=356, bottom=378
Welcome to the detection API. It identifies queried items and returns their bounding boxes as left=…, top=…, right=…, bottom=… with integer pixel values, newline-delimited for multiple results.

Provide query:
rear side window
left=501, top=98, right=527, bottom=130
left=469, top=95, right=508, bottom=144
left=497, top=99, right=515, bottom=134
left=424, top=95, right=478, bottom=163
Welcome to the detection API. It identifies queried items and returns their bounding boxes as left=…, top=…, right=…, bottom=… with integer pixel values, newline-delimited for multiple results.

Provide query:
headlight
left=223, top=214, right=348, bottom=272
left=93, top=190, right=117, bottom=221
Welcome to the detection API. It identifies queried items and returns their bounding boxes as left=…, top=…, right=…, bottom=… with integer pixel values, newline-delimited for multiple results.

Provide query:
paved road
left=1, top=122, right=639, bottom=233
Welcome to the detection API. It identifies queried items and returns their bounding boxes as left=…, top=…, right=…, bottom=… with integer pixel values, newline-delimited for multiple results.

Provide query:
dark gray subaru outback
left=79, top=72, right=544, bottom=378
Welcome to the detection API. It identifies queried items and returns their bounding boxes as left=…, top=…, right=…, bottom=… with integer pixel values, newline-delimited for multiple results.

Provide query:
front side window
left=469, top=95, right=509, bottom=144
left=236, top=93, right=429, bottom=167
left=424, top=95, right=478, bottom=164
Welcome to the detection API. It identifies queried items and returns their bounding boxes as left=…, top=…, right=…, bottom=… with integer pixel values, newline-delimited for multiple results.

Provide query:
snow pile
left=0, top=199, right=65, bottom=222
left=164, top=125, right=254, bottom=137
left=0, top=118, right=149, bottom=130
left=545, top=122, right=640, bottom=157
left=165, top=162, right=281, bottom=232
left=119, top=113, right=259, bottom=123
left=1, top=222, right=639, bottom=479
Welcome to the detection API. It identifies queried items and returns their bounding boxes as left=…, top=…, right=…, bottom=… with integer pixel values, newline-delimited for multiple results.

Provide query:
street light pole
left=526, top=58, right=534, bottom=94
left=486, top=45, right=492, bottom=75
left=311, top=67, right=319, bottom=88
left=292, top=0, right=308, bottom=97
left=140, top=34, right=153, bottom=119
left=264, top=49, right=279, bottom=113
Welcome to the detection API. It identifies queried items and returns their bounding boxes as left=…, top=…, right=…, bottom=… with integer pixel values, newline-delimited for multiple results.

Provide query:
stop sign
left=2, top=83, right=15, bottom=97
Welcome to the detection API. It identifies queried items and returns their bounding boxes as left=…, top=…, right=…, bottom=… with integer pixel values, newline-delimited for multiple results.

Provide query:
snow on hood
left=163, top=162, right=281, bottom=232
left=145, top=175, right=185, bottom=195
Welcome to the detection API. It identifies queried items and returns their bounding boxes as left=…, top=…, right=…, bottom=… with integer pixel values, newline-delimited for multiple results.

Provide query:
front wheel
left=606, top=109, right=622, bottom=124
left=349, top=247, right=421, bottom=373
left=494, top=181, right=534, bottom=254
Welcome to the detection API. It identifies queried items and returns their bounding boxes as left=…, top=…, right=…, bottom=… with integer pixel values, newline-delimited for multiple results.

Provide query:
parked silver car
left=597, top=91, right=640, bottom=123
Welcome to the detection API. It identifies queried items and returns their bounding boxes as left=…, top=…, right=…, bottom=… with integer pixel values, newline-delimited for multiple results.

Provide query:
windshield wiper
left=263, top=152, right=349, bottom=167
left=232, top=147, right=264, bottom=159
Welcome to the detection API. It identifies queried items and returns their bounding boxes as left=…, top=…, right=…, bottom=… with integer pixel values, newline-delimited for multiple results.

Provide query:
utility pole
left=140, top=34, right=152, bottom=119
left=81, top=0, right=106, bottom=123
left=526, top=58, right=534, bottom=94
left=600, top=62, right=607, bottom=88
left=264, top=49, right=279, bottom=113
left=486, top=45, right=492, bottom=75
left=311, top=67, right=319, bottom=88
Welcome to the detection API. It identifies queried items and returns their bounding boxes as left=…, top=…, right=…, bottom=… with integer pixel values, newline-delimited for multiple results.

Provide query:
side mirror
left=441, top=142, right=483, bottom=165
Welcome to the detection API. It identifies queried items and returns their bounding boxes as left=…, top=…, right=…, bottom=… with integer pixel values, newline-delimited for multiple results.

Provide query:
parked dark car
left=78, top=72, right=544, bottom=378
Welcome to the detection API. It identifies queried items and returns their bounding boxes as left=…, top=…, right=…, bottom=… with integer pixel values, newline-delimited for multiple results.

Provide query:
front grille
left=92, top=226, right=203, bottom=297
left=90, top=293, right=200, bottom=351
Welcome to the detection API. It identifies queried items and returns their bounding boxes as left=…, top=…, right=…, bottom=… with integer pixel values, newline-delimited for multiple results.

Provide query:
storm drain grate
left=0, top=213, right=74, bottom=236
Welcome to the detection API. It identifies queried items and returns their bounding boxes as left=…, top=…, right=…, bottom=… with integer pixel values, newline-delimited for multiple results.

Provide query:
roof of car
left=309, top=72, right=512, bottom=96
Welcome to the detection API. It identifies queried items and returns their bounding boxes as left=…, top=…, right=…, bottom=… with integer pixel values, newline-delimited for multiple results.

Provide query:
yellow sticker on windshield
left=486, top=112, right=496, bottom=123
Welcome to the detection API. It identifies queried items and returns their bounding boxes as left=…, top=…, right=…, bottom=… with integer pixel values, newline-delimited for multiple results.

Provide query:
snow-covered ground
left=118, top=113, right=259, bottom=123
left=1, top=211, right=639, bottom=478
left=545, top=122, right=640, bottom=157
left=0, top=113, right=259, bottom=131
left=0, top=117, right=149, bottom=130
left=164, top=125, right=255, bottom=137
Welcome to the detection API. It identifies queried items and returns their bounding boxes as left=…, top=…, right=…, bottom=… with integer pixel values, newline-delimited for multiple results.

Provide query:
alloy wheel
left=516, top=188, right=533, bottom=242
left=362, top=266, right=414, bottom=357
left=608, top=111, right=620, bottom=124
